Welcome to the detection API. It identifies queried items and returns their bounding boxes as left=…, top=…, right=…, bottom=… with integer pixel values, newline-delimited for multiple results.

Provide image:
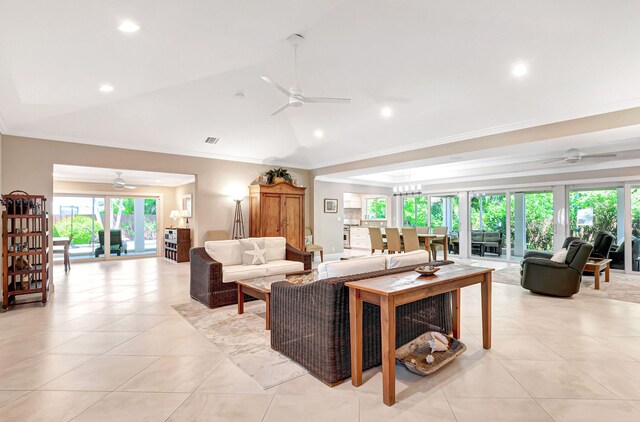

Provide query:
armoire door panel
left=262, top=194, right=282, bottom=237
left=284, top=195, right=303, bottom=249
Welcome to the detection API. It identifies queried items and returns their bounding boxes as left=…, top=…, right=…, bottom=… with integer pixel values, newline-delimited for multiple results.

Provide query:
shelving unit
left=164, top=228, right=190, bottom=262
left=2, top=192, right=49, bottom=310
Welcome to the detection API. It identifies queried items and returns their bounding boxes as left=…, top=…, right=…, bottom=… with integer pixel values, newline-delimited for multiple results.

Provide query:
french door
left=52, top=194, right=161, bottom=261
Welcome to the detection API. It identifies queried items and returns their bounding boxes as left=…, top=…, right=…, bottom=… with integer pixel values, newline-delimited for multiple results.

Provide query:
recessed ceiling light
left=313, top=129, right=324, bottom=139
left=381, top=106, right=393, bottom=118
left=118, top=21, right=140, bottom=33
left=512, top=63, right=528, bottom=77
left=99, top=84, right=114, bottom=92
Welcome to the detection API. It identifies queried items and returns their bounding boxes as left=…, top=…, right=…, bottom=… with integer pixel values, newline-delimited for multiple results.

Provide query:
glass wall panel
left=108, top=197, right=158, bottom=257
left=470, top=193, right=506, bottom=258
left=510, top=191, right=554, bottom=258
left=569, top=188, right=619, bottom=242
left=52, top=196, right=105, bottom=260
left=631, top=187, right=640, bottom=272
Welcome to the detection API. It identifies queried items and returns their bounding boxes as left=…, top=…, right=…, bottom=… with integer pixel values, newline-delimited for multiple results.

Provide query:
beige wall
left=2, top=135, right=312, bottom=254
left=313, top=180, right=393, bottom=254
left=174, top=182, right=195, bottom=246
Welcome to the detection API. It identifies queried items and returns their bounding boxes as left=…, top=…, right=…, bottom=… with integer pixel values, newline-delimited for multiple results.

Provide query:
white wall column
left=458, top=192, right=469, bottom=258
left=513, top=192, right=526, bottom=256
left=134, top=197, right=145, bottom=253
left=624, top=183, right=632, bottom=273
left=553, top=185, right=567, bottom=250
left=617, top=187, right=625, bottom=244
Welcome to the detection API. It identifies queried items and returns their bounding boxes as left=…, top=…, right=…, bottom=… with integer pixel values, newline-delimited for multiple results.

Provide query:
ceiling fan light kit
left=542, top=148, right=617, bottom=165
left=261, top=34, right=351, bottom=116
left=112, top=172, right=137, bottom=190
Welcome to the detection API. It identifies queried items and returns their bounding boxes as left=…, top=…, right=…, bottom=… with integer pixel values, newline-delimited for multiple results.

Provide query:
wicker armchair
left=190, top=243, right=311, bottom=308
left=270, top=265, right=452, bottom=385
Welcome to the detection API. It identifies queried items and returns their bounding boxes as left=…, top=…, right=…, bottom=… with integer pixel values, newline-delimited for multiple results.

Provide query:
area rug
left=493, top=266, right=640, bottom=304
left=173, top=300, right=307, bottom=389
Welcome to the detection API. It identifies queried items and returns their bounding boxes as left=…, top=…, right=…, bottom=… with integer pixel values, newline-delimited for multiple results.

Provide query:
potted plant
left=265, top=168, right=293, bottom=184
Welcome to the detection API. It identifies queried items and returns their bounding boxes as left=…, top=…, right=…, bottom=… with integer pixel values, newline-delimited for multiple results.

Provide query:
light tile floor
left=1, top=257, right=640, bottom=421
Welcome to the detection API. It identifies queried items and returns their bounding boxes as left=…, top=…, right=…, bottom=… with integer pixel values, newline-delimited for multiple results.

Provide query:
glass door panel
left=108, top=197, right=158, bottom=257
left=52, top=196, right=104, bottom=260
left=569, top=188, right=620, bottom=242
left=510, top=191, right=554, bottom=259
left=631, top=187, right=640, bottom=272
left=470, top=193, right=506, bottom=259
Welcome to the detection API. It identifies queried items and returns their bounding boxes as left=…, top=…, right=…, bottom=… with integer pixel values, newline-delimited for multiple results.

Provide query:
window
left=365, top=197, right=387, bottom=220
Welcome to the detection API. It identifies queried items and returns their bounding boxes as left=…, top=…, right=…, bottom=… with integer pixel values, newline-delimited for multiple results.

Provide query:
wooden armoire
left=249, top=182, right=306, bottom=250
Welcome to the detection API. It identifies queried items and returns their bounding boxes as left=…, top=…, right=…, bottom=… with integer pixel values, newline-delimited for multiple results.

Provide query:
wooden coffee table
left=584, top=258, right=611, bottom=290
left=237, top=270, right=314, bottom=330
left=346, top=264, right=494, bottom=406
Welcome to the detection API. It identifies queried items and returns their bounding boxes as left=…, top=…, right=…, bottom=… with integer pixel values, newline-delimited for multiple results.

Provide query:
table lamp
left=180, top=209, right=190, bottom=228
left=170, top=209, right=180, bottom=228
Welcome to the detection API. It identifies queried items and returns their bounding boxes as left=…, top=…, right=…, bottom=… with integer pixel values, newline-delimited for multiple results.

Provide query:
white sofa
left=317, top=250, right=430, bottom=279
left=204, top=237, right=305, bottom=283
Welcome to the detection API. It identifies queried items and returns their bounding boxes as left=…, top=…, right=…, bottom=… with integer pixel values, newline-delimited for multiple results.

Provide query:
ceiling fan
left=261, top=34, right=351, bottom=116
left=112, top=172, right=137, bottom=190
left=542, top=148, right=617, bottom=164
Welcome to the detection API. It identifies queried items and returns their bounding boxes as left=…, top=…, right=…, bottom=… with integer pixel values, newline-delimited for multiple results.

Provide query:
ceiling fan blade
left=124, top=185, right=137, bottom=190
left=270, top=103, right=292, bottom=116
left=581, top=153, right=617, bottom=159
left=260, top=76, right=290, bottom=96
left=304, top=96, right=351, bottom=104
left=541, top=158, right=565, bottom=164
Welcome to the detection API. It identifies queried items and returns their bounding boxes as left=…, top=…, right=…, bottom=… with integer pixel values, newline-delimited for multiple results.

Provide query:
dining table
left=52, top=237, right=71, bottom=272
left=381, top=231, right=449, bottom=260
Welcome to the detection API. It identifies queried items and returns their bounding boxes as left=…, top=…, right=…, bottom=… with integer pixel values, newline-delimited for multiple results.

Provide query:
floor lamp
left=232, top=198, right=245, bottom=239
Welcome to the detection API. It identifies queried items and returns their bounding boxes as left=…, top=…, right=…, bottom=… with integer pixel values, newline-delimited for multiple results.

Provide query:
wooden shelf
left=6, top=231, right=48, bottom=238
left=3, top=193, right=49, bottom=310
left=164, top=228, right=190, bottom=262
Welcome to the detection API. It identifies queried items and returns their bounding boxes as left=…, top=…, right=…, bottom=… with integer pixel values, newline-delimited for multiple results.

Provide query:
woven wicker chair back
left=385, top=228, right=402, bottom=253
left=402, top=227, right=420, bottom=252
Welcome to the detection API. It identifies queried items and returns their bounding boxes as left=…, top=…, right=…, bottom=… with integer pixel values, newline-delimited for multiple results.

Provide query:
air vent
left=204, top=137, right=220, bottom=144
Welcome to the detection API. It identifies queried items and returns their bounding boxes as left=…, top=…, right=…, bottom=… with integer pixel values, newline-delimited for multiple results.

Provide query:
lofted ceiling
left=3, top=1, right=640, bottom=170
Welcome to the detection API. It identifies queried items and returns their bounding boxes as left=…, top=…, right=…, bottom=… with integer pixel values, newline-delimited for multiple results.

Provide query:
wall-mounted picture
left=182, top=194, right=193, bottom=218
left=324, top=198, right=338, bottom=213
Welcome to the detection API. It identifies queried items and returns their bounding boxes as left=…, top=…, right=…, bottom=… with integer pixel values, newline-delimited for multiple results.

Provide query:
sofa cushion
left=317, top=255, right=387, bottom=279
left=264, top=260, right=304, bottom=276
left=471, top=231, right=484, bottom=242
left=204, top=240, right=242, bottom=266
left=239, top=238, right=268, bottom=265
left=386, top=250, right=430, bottom=269
left=222, top=264, right=268, bottom=283
left=264, top=237, right=287, bottom=261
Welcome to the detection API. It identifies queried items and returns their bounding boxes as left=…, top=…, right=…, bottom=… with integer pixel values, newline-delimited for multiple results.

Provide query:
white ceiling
left=53, top=164, right=195, bottom=187
left=3, top=1, right=640, bottom=170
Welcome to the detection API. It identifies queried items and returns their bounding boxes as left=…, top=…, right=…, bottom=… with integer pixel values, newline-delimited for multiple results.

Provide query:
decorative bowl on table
left=415, top=265, right=440, bottom=276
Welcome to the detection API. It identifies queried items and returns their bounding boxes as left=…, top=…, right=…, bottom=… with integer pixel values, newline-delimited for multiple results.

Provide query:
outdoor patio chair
left=95, top=230, right=128, bottom=257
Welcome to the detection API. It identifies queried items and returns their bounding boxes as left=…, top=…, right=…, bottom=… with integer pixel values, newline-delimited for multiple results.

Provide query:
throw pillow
left=550, top=248, right=568, bottom=263
left=239, top=238, right=268, bottom=265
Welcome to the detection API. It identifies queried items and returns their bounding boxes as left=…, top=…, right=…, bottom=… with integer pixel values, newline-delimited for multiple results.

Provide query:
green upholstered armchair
left=522, top=236, right=580, bottom=260
left=521, top=240, right=593, bottom=297
left=95, top=230, right=128, bottom=257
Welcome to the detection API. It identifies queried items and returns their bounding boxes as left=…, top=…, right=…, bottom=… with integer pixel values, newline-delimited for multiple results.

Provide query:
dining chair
left=385, top=228, right=402, bottom=254
left=369, top=227, right=386, bottom=254
left=304, top=227, right=324, bottom=262
left=430, top=226, right=448, bottom=260
left=402, top=227, right=421, bottom=253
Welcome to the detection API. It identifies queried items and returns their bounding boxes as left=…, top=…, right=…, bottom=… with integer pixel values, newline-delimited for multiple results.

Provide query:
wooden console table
left=346, top=264, right=493, bottom=406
